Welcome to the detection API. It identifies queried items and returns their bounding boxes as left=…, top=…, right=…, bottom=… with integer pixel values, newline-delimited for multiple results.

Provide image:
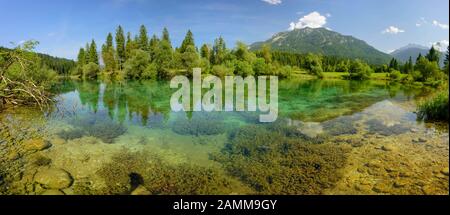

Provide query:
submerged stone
left=23, top=139, right=52, bottom=152
left=34, top=168, right=73, bottom=189
left=41, top=189, right=65, bottom=195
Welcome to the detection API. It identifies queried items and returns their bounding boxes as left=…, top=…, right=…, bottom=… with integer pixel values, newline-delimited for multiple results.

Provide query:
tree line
left=74, top=25, right=449, bottom=85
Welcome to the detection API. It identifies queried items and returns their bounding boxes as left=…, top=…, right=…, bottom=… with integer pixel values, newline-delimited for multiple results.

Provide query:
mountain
left=250, top=27, right=392, bottom=65
left=390, top=44, right=445, bottom=66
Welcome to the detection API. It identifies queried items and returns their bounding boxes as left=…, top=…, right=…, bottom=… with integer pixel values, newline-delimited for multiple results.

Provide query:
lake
left=0, top=79, right=448, bottom=195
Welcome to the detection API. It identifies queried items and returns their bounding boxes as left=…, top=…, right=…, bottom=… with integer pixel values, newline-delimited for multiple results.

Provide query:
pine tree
left=125, top=32, right=134, bottom=60
left=179, top=30, right=195, bottom=53
left=149, top=35, right=160, bottom=61
left=102, top=33, right=116, bottom=73
left=138, top=25, right=149, bottom=51
left=416, top=53, right=423, bottom=63
left=89, top=39, right=99, bottom=64
left=426, top=46, right=440, bottom=64
left=406, top=56, right=413, bottom=73
left=200, top=44, right=210, bottom=60
left=77, top=48, right=86, bottom=66
left=115, top=25, right=126, bottom=69
left=212, top=37, right=226, bottom=65
left=162, top=27, right=171, bottom=44
left=85, top=43, right=90, bottom=63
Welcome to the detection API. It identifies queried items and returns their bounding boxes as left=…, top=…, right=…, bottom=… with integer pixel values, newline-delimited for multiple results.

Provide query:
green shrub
left=82, top=62, right=100, bottom=79
left=417, top=90, right=449, bottom=121
left=389, top=70, right=402, bottom=81
left=348, top=59, right=372, bottom=80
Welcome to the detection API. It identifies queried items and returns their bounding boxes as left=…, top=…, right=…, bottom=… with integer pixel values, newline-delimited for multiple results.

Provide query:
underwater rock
left=296, top=122, right=323, bottom=138
left=381, top=145, right=396, bottom=152
left=441, top=167, right=449, bottom=176
left=50, top=137, right=66, bottom=145
left=372, top=182, right=391, bottom=193
left=23, top=139, right=52, bottom=152
left=41, top=189, right=65, bottom=195
left=34, top=168, right=73, bottom=189
left=131, top=185, right=151, bottom=195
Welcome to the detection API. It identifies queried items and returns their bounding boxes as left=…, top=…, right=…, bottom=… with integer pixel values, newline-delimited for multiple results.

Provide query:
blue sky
left=0, top=0, right=448, bottom=59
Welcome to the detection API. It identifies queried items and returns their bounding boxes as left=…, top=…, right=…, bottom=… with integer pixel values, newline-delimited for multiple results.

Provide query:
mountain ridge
left=250, top=27, right=392, bottom=65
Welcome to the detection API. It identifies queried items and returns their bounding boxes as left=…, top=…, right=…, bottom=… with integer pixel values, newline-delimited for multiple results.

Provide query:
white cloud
left=416, top=17, right=427, bottom=27
left=288, top=11, right=327, bottom=30
left=325, top=13, right=331, bottom=17
left=261, top=0, right=282, bottom=5
left=381, top=26, right=405, bottom=34
left=431, top=40, right=449, bottom=52
left=432, top=20, right=449, bottom=30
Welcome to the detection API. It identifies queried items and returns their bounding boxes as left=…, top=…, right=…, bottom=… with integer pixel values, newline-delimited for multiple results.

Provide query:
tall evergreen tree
left=200, top=44, right=210, bottom=60
left=162, top=27, right=171, bottom=44
left=89, top=39, right=99, bottom=64
left=212, top=37, right=226, bottom=65
left=77, top=48, right=86, bottom=66
left=106, top=33, right=114, bottom=49
left=126, top=32, right=133, bottom=60
left=426, top=46, right=440, bottom=64
left=179, top=30, right=195, bottom=53
left=416, top=53, right=423, bottom=63
left=84, top=43, right=90, bottom=63
left=149, top=35, right=160, bottom=61
left=102, top=33, right=116, bottom=73
left=115, top=25, right=126, bottom=69
left=138, top=25, right=149, bottom=51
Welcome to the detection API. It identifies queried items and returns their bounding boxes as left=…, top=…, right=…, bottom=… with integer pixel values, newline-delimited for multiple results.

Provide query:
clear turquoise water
left=0, top=79, right=448, bottom=195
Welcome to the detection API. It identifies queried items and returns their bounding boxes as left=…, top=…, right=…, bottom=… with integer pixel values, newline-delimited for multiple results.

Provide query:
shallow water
left=0, top=79, right=448, bottom=195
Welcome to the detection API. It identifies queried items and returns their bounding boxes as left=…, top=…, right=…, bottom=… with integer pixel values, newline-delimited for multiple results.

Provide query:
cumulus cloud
left=288, top=11, right=327, bottom=30
left=261, top=0, right=282, bottom=5
left=432, top=20, right=449, bottom=30
left=381, top=26, right=405, bottom=34
left=431, top=40, right=449, bottom=52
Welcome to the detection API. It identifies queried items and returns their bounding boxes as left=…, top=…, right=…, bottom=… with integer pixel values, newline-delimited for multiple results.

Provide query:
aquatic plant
left=212, top=125, right=350, bottom=194
left=365, top=119, right=410, bottom=136
left=417, top=90, right=449, bottom=121
left=322, top=116, right=358, bottom=136
left=171, top=113, right=225, bottom=136
left=94, top=150, right=238, bottom=195
left=63, top=114, right=127, bottom=143
left=265, top=120, right=326, bottom=144
left=57, top=128, right=85, bottom=140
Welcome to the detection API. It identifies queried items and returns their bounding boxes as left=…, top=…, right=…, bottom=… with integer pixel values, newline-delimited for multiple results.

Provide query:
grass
left=417, top=89, right=449, bottom=121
